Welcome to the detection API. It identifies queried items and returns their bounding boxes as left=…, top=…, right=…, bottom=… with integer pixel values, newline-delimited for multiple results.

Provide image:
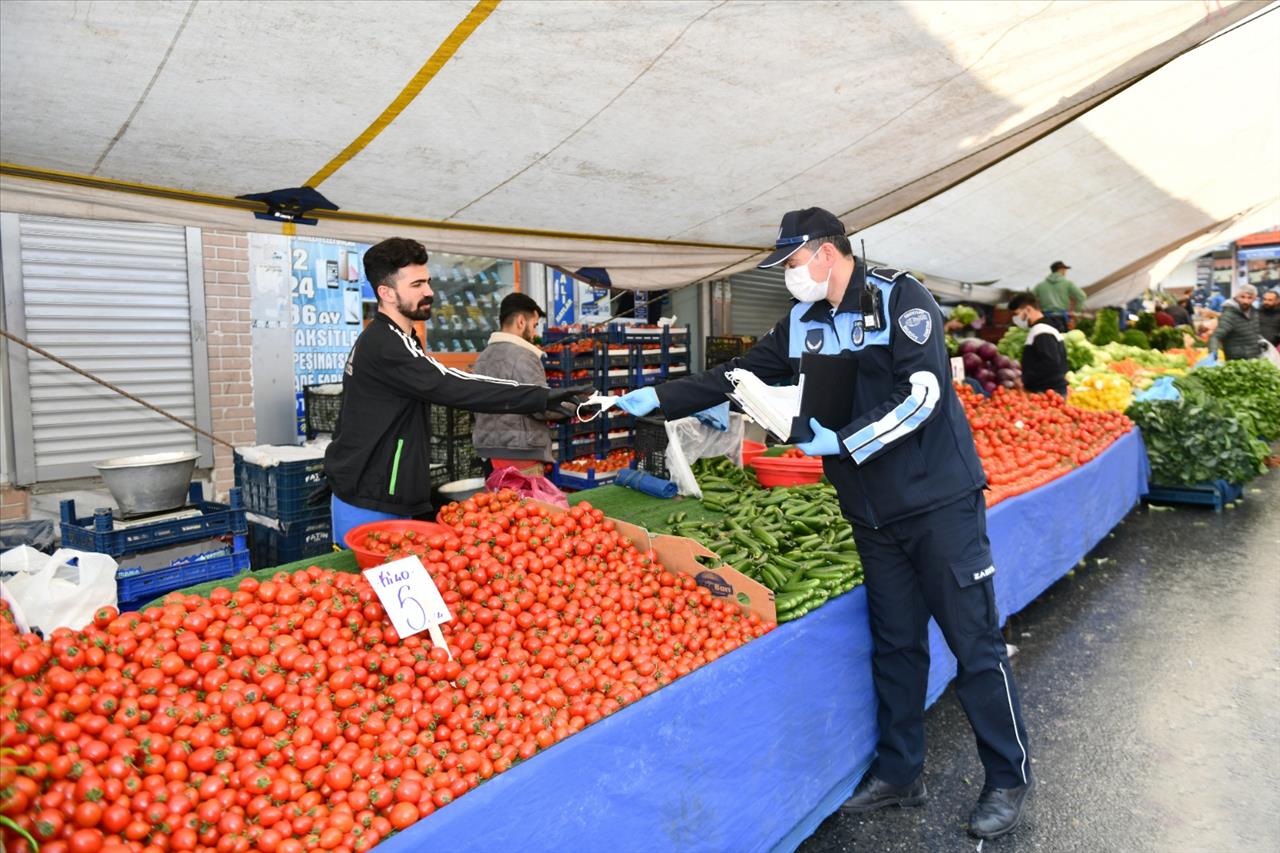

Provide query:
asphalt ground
left=800, top=467, right=1280, bottom=853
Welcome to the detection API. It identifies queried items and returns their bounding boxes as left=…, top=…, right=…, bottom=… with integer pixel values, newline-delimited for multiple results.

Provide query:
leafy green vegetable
left=945, top=335, right=960, bottom=356
left=1091, top=308, right=1122, bottom=346
left=1066, top=338, right=1095, bottom=371
left=1134, top=312, right=1157, bottom=334
left=1176, top=360, right=1280, bottom=440
left=1120, top=329, right=1150, bottom=350
left=1127, top=397, right=1268, bottom=486
left=997, top=326, right=1028, bottom=359
left=949, top=304, right=979, bottom=326
left=1148, top=326, right=1186, bottom=351
left=1075, top=315, right=1096, bottom=339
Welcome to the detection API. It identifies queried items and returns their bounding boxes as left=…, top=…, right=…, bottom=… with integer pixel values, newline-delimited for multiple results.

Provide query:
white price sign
left=950, top=356, right=965, bottom=381
left=363, top=557, right=452, bottom=649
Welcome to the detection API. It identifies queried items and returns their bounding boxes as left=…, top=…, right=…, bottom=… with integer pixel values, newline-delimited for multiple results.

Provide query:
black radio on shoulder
left=859, top=239, right=885, bottom=330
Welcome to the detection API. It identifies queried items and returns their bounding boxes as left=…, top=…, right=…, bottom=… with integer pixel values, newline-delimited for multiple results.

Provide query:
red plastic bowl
left=750, top=453, right=824, bottom=487
left=741, top=440, right=766, bottom=467
left=344, top=519, right=451, bottom=569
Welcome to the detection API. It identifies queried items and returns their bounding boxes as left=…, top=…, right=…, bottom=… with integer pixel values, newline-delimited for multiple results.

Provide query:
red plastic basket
left=750, top=453, right=824, bottom=487
left=741, top=440, right=766, bottom=467
left=344, top=519, right=451, bottom=568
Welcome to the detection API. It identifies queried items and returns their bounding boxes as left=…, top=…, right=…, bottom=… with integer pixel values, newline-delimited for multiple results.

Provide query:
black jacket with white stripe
left=656, top=264, right=986, bottom=528
left=324, top=311, right=550, bottom=516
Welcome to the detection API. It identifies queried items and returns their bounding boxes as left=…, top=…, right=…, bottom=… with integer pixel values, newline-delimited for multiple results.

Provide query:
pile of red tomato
left=957, top=384, right=1133, bottom=506
left=778, top=447, right=811, bottom=459
left=556, top=449, right=635, bottom=475
left=0, top=492, right=770, bottom=853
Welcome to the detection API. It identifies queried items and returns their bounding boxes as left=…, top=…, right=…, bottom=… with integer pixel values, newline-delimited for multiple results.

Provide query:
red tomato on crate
left=0, top=490, right=772, bottom=851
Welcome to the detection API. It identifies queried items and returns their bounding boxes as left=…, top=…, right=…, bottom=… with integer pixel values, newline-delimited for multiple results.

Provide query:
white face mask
left=784, top=249, right=831, bottom=302
left=1013, top=314, right=1030, bottom=330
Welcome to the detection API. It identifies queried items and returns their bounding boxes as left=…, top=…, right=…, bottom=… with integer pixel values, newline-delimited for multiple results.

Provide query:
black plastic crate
left=250, top=517, right=333, bottom=570
left=235, top=453, right=327, bottom=523
left=705, top=335, right=755, bottom=370
left=634, top=416, right=669, bottom=478
left=430, top=433, right=483, bottom=482
left=303, top=384, right=344, bottom=439
left=60, top=484, right=247, bottom=557
left=430, top=404, right=473, bottom=442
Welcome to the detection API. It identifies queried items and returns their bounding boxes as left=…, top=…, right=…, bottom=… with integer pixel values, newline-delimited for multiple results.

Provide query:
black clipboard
left=790, top=353, right=858, bottom=443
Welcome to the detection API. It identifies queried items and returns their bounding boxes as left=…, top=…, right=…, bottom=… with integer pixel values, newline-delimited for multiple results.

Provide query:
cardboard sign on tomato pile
left=363, top=556, right=452, bottom=652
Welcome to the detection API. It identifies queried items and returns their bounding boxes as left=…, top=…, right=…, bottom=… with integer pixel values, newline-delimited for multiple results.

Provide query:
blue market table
left=377, top=429, right=1150, bottom=853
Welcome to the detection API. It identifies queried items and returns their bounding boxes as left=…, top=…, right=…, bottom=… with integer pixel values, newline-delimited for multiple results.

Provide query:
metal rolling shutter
left=3, top=215, right=211, bottom=483
left=728, top=268, right=791, bottom=337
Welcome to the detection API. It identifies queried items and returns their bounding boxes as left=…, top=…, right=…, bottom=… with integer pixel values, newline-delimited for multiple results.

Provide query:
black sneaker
left=967, top=778, right=1035, bottom=839
left=838, top=773, right=927, bottom=815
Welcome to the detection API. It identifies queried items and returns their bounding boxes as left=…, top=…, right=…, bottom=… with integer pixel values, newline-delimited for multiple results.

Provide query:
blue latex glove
left=795, top=418, right=839, bottom=457
left=693, top=401, right=730, bottom=431
left=616, top=386, right=660, bottom=416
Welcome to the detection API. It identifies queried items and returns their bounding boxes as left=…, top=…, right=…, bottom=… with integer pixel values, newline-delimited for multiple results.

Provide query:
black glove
left=545, top=384, right=594, bottom=418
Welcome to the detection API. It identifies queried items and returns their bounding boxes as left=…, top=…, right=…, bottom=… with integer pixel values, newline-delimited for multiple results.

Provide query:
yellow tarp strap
left=305, top=0, right=502, bottom=188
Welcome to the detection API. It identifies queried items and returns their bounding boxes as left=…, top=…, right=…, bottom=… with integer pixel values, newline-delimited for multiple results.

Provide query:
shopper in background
left=471, top=293, right=555, bottom=477
left=1206, top=283, right=1262, bottom=361
left=615, top=207, right=1034, bottom=841
left=1258, top=287, right=1280, bottom=346
left=1008, top=293, right=1068, bottom=397
left=1164, top=296, right=1191, bottom=327
left=324, top=238, right=590, bottom=543
left=1032, top=261, right=1086, bottom=332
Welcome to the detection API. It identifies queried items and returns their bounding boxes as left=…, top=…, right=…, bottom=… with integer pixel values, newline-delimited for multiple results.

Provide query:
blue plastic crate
left=549, top=459, right=636, bottom=491
left=597, top=430, right=635, bottom=455
left=117, top=541, right=250, bottom=611
left=1143, top=479, right=1244, bottom=512
left=235, top=453, right=328, bottom=523
left=60, top=484, right=246, bottom=558
left=249, top=517, right=333, bottom=571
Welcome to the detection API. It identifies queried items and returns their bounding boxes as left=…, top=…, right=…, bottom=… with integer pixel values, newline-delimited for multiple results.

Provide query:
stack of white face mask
left=726, top=369, right=803, bottom=441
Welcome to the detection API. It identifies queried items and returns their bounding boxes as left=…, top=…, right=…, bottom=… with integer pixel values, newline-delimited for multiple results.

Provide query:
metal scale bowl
left=94, top=451, right=201, bottom=518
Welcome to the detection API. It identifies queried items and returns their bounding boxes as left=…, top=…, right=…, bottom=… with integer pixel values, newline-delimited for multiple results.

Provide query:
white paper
left=363, top=556, right=451, bottom=640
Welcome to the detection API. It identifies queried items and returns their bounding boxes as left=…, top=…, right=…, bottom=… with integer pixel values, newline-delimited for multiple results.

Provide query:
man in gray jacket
left=472, top=293, right=554, bottom=474
left=1208, top=283, right=1262, bottom=361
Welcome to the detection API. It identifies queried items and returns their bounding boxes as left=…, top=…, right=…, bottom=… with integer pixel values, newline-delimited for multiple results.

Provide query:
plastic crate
left=249, top=517, right=334, bottom=571
left=548, top=460, right=635, bottom=491
left=235, top=453, right=327, bottom=523
left=552, top=435, right=599, bottom=463
left=598, top=430, right=635, bottom=455
left=431, top=433, right=483, bottom=482
left=303, top=383, right=343, bottom=439
left=430, top=404, right=473, bottom=442
left=705, top=336, right=755, bottom=370
left=117, top=542, right=250, bottom=612
left=1144, top=479, right=1243, bottom=512
left=634, top=416, right=669, bottom=478
left=60, top=484, right=247, bottom=558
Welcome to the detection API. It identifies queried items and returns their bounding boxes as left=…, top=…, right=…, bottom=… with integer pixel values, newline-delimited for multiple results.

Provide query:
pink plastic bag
left=485, top=466, right=570, bottom=509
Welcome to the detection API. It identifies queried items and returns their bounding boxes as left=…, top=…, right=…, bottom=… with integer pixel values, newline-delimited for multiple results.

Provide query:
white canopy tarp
left=0, top=0, right=1273, bottom=296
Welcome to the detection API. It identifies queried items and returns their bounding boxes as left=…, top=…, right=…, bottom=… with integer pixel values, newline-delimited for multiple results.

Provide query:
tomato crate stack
left=234, top=445, right=333, bottom=570
left=58, top=482, right=249, bottom=611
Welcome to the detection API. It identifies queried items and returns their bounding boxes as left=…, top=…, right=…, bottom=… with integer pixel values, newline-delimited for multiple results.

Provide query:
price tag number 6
left=398, top=585, right=426, bottom=631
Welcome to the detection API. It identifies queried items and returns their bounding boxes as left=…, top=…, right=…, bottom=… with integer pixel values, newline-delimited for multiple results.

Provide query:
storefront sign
left=550, top=269, right=576, bottom=324
left=291, top=238, right=369, bottom=436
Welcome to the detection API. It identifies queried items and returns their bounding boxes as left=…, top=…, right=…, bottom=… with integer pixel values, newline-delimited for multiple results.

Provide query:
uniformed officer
left=616, top=208, right=1033, bottom=840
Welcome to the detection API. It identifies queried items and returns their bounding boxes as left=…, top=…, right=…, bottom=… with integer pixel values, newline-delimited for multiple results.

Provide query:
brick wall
left=202, top=231, right=254, bottom=499
left=0, top=483, right=29, bottom=521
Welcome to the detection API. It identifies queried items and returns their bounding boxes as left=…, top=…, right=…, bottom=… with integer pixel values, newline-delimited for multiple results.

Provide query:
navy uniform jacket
left=656, top=262, right=986, bottom=528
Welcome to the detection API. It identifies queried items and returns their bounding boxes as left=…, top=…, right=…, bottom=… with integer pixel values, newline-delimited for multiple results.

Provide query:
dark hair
left=1008, top=292, right=1039, bottom=312
left=499, top=292, right=544, bottom=327
left=1050, top=262, right=1069, bottom=272
left=803, top=234, right=853, bottom=258
left=364, top=238, right=429, bottom=299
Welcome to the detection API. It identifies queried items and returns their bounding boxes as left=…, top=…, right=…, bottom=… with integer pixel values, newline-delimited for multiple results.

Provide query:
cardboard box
left=531, top=500, right=776, bottom=623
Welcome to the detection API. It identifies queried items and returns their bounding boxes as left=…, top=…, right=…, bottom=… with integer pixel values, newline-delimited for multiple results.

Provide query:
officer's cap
left=758, top=207, right=847, bottom=269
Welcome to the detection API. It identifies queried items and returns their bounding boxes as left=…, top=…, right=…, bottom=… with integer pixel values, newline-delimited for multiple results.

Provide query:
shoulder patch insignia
left=898, top=308, right=932, bottom=345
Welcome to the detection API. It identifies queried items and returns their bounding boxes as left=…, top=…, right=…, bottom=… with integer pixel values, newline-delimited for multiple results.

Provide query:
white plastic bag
left=1262, top=340, right=1280, bottom=370
left=664, top=413, right=746, bottom=498
left=2, top=547, right=118, bottom=634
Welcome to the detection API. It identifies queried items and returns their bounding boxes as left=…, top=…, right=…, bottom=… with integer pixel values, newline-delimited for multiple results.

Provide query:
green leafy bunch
left=997, top=326, right=1028, bottom=359
left=1177, top=360, right=1280, bottom=440
left=1091, top=308, right=1123, bottom=346
left=1120, top=329, right=1150, bottom=350
left=1127, top=396, right=1269, bottom=486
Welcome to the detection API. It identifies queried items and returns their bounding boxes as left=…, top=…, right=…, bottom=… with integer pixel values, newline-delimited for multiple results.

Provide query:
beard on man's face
left=399, top=294, right=433, bottom=320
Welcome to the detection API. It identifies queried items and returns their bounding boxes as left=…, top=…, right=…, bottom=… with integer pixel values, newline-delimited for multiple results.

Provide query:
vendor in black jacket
left=324, top=238, right=588, bottom=541
left=1008, top=292, right=1069, bottom=397
left=616, top=208, right=1033, bottom=841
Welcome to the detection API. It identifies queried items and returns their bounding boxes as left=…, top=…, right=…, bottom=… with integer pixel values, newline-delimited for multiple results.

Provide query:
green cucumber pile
left=656, top=458, right=863, bottom=623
